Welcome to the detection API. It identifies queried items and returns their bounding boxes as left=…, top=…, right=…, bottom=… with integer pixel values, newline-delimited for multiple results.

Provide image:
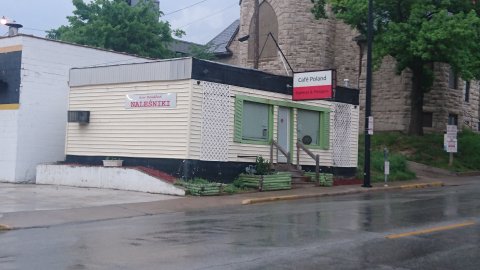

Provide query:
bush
left=255, top=156, right=270, bottom=175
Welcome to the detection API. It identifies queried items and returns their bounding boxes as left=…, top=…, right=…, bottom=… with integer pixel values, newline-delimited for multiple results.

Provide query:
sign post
left=384, top=147, right=389, bottom=187
left=445, top=125, right=458, bottom=166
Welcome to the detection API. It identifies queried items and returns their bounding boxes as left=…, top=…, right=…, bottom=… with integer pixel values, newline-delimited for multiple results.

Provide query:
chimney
left=6, top=22, right=22, bottom=36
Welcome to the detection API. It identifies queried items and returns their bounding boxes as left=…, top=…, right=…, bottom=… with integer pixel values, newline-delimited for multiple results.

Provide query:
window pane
left=464, top=81, right=470, bottom=102
left=448, top=114, right=458, bottom=126
left=297, top=110, right=319, bottom=145
left=242, top=101, right=269, bottom=141
left=422, top=112, right=433, bottom=128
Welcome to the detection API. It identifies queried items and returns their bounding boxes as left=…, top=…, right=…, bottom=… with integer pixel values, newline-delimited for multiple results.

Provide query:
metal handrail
left=270, top=140, right=291, bottom=169
left=296, top=142, right=320, bottom=184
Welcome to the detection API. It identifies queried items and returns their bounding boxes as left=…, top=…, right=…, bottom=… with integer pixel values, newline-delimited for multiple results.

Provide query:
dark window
left=422, top=112, right=433, bottom=127
left=448, top=114, right=458, bottom=126
left=465, top=81, right=470, bottom=102
left=448, top=67, right=458, bottom=89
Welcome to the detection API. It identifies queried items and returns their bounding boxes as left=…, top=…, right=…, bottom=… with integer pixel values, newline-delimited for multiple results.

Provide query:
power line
left=178, top=3, right=237, bottom=29
left=163, top=0, right=211, bottom=17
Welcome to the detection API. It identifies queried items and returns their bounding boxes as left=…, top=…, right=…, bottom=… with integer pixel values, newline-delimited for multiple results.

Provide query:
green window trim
left=234, top=95, right=330, bottom=148
left=236, top=95, right=331, bottom=113
left=320, top=111, right=330, bottom=150
left=234, top=97, right=274, bottom=145
left=296, top=109, right=330, bottom=150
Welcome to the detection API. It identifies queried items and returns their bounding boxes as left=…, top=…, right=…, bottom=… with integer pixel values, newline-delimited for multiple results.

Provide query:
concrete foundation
left=36, top=164, right=185, bottom=196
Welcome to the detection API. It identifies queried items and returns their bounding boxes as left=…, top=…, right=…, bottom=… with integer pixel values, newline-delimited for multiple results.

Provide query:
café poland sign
left=125, top=93, right=177, bottom=109
left=293, top=70, right=334, bottom=100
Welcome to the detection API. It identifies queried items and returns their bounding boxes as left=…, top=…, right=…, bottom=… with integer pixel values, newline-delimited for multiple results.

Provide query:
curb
left=0, top=224, right=12, bottom=231
left=399, top=181, right=444, bottom=189
left=242, top=181, right=444, bottom=205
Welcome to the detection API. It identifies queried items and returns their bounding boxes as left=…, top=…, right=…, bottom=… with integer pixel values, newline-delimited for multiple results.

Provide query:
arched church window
left=248, top=1, right=279, bottom=60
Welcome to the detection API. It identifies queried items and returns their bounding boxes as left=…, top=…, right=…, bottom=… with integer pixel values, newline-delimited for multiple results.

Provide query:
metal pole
left=363, top=0, right=373, bottom=188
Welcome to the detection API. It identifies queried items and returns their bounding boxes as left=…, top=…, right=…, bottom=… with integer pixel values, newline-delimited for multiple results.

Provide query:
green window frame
left=296, top=109, right=330, bottom=150
left=234, top=95, right=330, bottom=149
left=234, top=98, right=274, bottom=145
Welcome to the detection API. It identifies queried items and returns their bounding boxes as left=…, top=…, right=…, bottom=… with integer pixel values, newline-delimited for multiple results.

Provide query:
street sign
left=446, top=125, right=457, bottom=136
left=446, top=138, right=457, bottom=153
left=445, top=125, right=458, bottom=153
left=384, top=161, right=390, bottom=175
left=368, top=116, right=374, bottom=135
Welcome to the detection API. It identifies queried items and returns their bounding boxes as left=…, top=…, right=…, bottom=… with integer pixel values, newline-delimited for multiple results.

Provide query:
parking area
left=0, top=183, right=179, bottom=214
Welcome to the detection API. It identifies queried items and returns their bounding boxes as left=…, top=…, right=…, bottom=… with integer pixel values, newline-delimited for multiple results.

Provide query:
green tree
left=190, top=44, right=215, bottom=60
left=47, top=0, right=178, bottom=58
left=312, top=0, right=480, bottom=135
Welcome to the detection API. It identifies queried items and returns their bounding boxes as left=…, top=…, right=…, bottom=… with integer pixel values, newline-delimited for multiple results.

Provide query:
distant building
left=168, top=39, right=202, bottom=58
left=0, top=34, right=149, bottom=183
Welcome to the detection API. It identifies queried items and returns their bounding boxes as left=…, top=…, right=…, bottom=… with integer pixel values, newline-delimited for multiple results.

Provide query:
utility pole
left=363, top=0, right=373, bottom=188
left=253, top=0, right=260, bottom=69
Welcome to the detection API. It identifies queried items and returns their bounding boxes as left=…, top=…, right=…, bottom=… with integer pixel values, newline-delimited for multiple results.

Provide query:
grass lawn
left=358, top=130, right=480, bottom=181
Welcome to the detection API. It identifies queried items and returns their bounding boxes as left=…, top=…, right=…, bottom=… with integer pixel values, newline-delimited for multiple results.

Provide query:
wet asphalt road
left=0, top=182, right=479, bottom=270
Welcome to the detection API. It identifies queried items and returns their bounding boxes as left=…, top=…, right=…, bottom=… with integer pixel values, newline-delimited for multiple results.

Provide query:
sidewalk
left=1, top=176, right=477, bottom=230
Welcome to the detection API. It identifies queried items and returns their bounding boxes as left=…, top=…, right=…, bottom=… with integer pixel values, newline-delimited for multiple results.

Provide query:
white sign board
left=446, top=125, right=457, bottom=136
left=445, top=125, right=458, bottom=153
left=445, top=136, right=458, bottom=153
left=368, top=116, right=374, bottom=135
left=125, top=93, right=177, bottom=109
left=384, top=161, right=390, bottom=175
left=293, top=70, right=334, bottom=100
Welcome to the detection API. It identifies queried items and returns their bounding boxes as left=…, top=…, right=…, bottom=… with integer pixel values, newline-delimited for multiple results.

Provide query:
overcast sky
left=0, top=0, right=240, bottom=44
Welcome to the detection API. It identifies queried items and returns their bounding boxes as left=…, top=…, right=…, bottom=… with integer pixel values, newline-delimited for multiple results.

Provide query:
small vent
left=68, top=111, right=90, bottom=123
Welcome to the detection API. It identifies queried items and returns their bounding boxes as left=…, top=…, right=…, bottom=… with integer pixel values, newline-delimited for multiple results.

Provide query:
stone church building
left=210, top=0, right=480, bottom=133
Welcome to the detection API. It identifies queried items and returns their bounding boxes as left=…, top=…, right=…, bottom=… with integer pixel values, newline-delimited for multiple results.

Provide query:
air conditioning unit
left=68, top=111, right=90, bottom=123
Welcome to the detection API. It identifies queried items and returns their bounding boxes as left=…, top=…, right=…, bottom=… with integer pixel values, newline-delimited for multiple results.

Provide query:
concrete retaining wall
left=36, top=164, right=185, bottom=196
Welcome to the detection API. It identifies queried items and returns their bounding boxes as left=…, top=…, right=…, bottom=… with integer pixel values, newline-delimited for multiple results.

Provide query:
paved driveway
left=0, top=183, right=178, bottom=214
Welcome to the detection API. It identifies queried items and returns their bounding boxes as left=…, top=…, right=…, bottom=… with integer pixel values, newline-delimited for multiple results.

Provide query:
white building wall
left=3, top=36, right=149, bottom=182
left=66, top=80, right=193, bottom=159
left=0, top=110, right=18, bottom=182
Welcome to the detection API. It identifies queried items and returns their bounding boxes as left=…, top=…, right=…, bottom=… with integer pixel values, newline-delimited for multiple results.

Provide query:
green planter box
left=237, top=172, right=292, bottom=191
left=184, top=183, right=225, bottom=196
left=304, top=172, right=334, bottom=187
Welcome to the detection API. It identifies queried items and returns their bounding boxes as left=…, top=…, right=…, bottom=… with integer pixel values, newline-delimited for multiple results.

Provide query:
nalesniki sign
left=125, top=93, right=177, bottom=109
left=293, top=70, right=334, bottom=100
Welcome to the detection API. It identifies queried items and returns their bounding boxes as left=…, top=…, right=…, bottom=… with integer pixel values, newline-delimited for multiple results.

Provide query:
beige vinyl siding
left=228, top=85, right=334, bottom=167
left=188, top=82, right=204, bottom=160
left=66, top=80, right=193, bottom=159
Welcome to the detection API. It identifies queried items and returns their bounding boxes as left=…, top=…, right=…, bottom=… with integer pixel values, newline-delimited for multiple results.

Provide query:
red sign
left=293, top=70, right=334, bottom=100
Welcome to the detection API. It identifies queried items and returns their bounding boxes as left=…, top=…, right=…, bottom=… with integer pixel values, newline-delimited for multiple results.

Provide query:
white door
left=277, top=107, right=291, bottom=163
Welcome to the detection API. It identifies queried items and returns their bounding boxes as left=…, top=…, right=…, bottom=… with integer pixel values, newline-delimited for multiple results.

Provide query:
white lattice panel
left=333, top=103, right=355, bottom=167
left=200, top=82, right=231, bottom=161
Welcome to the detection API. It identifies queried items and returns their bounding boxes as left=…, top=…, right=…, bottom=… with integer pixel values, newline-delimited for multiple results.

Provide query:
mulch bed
left=333, top=178, right=363, bottom=186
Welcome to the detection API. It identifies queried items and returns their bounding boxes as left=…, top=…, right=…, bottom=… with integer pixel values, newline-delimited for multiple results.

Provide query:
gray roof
left=168, top=39, right=201, bottom=55
left=208, top=19, right=240, bottom=56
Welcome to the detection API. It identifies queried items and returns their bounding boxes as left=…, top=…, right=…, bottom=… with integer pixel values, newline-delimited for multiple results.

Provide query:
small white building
left=64, top=58, right=360, bottom=182
left=0, top=35, right=149, bottom=183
